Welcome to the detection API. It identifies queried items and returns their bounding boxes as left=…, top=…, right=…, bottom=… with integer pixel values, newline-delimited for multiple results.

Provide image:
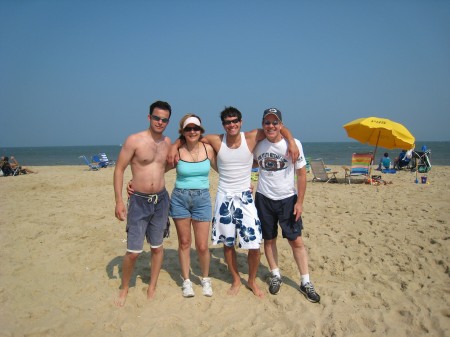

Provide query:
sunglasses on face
left=263, top=120, right=280, bottom=126
left=184, top=126, right=202, bottom=132
left=222, top=118, right=241, bottom=126
left=151, top=115, right=169, bottom=123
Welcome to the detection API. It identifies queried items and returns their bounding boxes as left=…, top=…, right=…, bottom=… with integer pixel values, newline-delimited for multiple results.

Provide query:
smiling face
left=148, top=107, right=170, bottom=134
left=262, top=114, right=283, bottom=143
left=183, top=123, right=202, bottom=144
left=222, top=116, right=242, bottom=137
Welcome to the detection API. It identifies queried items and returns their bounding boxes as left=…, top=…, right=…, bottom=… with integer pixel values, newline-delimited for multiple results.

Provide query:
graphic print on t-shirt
left=257, top=152, right=288, bottom=172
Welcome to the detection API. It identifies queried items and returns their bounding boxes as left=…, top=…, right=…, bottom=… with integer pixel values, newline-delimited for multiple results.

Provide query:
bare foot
left=247, top=281, right=265, bottom=298
left=114, top=288, right=128, bottom=307
left=227, top=281, right=241, bottom=295
left=147, top=286, right=156, bottom=300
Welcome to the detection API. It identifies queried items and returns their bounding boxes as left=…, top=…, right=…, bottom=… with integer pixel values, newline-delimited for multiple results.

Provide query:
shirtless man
left=113, top=100, right=172, bottom=307
left=169, top=106, right=298, bottom=298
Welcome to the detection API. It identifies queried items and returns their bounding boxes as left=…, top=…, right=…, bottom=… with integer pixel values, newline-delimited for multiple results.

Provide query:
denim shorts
left=170, top=188, right=212, bottom=222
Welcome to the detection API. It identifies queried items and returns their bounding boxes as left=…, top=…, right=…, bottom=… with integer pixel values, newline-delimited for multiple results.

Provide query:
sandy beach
left=1, top=165, right=449, bottom=337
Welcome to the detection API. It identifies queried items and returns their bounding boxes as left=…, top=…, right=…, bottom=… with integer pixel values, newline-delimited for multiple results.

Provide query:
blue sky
left=1, top=0, right=449, bottom=147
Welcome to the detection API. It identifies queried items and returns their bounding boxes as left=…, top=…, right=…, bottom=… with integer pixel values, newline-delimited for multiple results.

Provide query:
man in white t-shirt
left=253, top=108, right=320, bottom=303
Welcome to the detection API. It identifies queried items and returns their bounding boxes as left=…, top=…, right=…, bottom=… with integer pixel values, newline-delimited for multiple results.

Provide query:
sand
left=0, top=165, right=449, bottom=337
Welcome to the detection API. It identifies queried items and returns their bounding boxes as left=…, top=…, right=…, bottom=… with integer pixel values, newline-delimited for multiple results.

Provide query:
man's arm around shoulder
left=244, top=129, right=262, bottom=152
left=201, top=134, right=222, bottom=153
left=280, top=127, right=299, bottom=163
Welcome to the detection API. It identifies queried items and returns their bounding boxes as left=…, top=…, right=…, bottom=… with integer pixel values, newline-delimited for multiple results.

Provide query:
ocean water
left=2, top=141, right=449, bottom=166
left=1, top=145, right=122, bottom=166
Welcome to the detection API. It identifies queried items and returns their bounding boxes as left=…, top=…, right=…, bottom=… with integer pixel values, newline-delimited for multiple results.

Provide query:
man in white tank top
left=201, top=107, right=299, bottom=298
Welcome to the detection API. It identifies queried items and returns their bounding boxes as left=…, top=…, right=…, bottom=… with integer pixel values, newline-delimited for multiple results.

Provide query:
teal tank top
left=175, top=158, right=211, bottom=189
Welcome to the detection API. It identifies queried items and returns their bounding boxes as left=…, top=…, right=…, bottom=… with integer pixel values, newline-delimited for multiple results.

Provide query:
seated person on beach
left=394, top=150, right=411, bottom=169
left=1, top=157, right=15, bottom=176
left=1, top=156, right=36, bottom=175
left=377, top=153, right=391, bottom=171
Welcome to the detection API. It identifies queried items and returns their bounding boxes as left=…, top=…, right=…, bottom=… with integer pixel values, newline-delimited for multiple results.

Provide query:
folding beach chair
left=394, top=149, right=413, bottom=170
left=311, top=159, right=338, bottom=183
left=412, top=149, right=431, bottom=173
left=92, top=153, right=115, bottom=168
left=79, top=155, right=100, bottom=171
left=342, top=152, right=373, bottom=184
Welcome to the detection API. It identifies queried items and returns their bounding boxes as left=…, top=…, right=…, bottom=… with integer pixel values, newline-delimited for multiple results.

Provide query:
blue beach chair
left=79, top=155, right=100, bottom=171
left=92, top=153, right=115, bottom=168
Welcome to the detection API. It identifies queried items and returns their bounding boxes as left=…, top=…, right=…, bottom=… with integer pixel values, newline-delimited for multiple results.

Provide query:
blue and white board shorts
left=211, top=189, right=262, bottom=249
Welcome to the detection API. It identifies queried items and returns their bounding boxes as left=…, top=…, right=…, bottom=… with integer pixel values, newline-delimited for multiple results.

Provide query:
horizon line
left=3, top=140, right=449, bottom=148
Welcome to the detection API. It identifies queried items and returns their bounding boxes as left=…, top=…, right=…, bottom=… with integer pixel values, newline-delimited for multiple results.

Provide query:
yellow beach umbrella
left=343, top=117, right=415, bottom=150
left=343, top=117, right=415, bottom=181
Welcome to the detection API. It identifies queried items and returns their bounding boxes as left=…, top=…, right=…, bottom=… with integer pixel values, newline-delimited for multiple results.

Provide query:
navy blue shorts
left=255, top=192, right=303, bottom=241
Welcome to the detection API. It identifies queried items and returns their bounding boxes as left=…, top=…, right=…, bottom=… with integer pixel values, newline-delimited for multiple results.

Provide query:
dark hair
left=149, top=100, right=172, bottom=118
left=384, top=152, right=389, bottom=157
left=220, top=106, right=242, bottom=122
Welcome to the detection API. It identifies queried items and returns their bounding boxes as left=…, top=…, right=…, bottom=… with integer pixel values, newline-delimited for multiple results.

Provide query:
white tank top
left=217, top=132, right=253, bottom=194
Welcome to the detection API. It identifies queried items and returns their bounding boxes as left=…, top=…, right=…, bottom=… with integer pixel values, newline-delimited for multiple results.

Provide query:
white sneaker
left=182, top=279, right=195, bottom=298
left=201, top=277, right=213, bottom=297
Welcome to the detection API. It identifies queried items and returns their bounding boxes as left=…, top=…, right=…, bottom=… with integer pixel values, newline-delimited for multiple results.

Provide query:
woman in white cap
left=170, top=114, right=217, bottom=298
